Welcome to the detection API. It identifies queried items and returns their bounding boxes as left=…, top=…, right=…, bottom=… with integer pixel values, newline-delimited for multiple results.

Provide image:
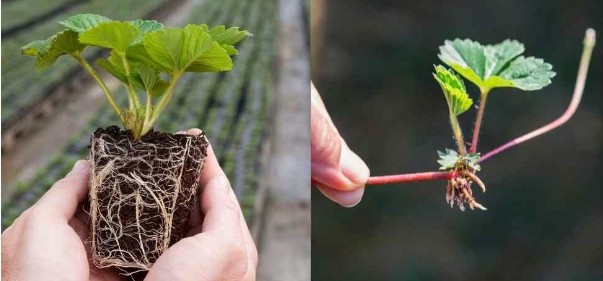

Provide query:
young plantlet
left=21, top=14, right=251, bottom=271
left=367, top=29, right=596, bottom=211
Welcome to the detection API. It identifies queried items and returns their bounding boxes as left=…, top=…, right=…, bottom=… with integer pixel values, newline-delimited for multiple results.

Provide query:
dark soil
left=89, top=126, right=208, bottom=271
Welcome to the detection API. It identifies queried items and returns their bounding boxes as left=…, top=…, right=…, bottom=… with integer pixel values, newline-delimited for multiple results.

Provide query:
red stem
left=367, top=171, right=457, bottom=185
left=469, top=91, right=488, bottom=153
left=366, top=29, right=595, bottom=186
left=480, top=29, right=596, bottom=163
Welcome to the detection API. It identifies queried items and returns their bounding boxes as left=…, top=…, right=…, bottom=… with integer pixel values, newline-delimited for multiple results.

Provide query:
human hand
left=311, top=82, right=370, bottom=207
left=1, top=160, right=123, bottom=281
left=144, top=129, right=258, bottom=281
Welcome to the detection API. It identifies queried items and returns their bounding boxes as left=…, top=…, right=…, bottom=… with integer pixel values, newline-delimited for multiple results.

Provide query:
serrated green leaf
left=437, top=149, right=460, bottom=170
left=79, top=21, right=139, bottom=53
left=208, top=25, right=252, bottom=45
left=437, top=149, right=481, bottom=171
left=438, top=38, right=554, bottom=92
left=130, top=19, right=164, bottom=44
left=21, top=30, right=86, bottom=70
left=59, top=13, right=111, bottom=33
left=143, top=24, right=216, bottom=73
left=96, top=51, right=127, bottom=83
left=209, top=25, right=251, bottom=55
left=125, top=44, right=165, bottom=70
left=186, top=41, right=233, bottom=72
left=21, top=40, right=50, bottom=56
left=498, top=56, right=556, bottom=90
left=465, top=153, right=481, bottom=171
left=433, top=65, right=473, bottom=116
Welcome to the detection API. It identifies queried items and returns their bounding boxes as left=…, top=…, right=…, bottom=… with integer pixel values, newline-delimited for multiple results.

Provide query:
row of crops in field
left=1, top=0, right=173, bottom=127
left=1, top=0, right=85, bottom=33
left=1, top=0, right=275, bottom=229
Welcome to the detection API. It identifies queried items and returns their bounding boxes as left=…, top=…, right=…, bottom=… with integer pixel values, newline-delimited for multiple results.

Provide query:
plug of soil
left=89, top=126, right=208, bottom=271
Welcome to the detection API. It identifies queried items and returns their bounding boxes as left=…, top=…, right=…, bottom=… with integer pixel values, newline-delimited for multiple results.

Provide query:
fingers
left=311, top=82, right=370, bottom=206
left=34, top=160, right=90, bottom=220
left=197, top=138, right=255, bottom=278
left=315, top=183, right=365, bottom=208
left=146, top=135, right=255, bottom=281
left=228, top=187, right=259, bottom=270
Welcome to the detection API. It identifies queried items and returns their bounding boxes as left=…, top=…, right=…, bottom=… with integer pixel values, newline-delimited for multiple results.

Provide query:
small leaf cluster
left=21, top=13, right=251, bottom=138
left=433, top=65, right=472, bottom=116
left=437, top=149, right=481, bottom=171
left=432, top=38, right=554, bottom=168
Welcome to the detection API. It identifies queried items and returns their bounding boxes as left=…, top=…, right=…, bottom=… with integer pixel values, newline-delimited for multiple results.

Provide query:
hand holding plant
left=1, top=160, right=123, bottom=281
left=20, top=14, right=252, bottom=271
left=311, top=82, right=370, bottom=207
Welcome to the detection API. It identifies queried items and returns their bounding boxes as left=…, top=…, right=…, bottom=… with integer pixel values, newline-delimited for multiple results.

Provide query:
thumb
left=35, top=160, right=90, bottom=220
left=311, top=82, right=369, bottom=207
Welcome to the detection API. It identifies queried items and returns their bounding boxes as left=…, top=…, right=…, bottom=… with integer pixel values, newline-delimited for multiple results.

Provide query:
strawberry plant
left=22, top=13, right=251, bottom=139
left=367, top=29, right=596, bottom=211
left=21, top=13, right=251, bottom=271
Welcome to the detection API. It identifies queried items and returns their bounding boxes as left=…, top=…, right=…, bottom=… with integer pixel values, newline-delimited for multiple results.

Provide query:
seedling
left=21, top=13, right=251, bottom=271
left=367, top=29, right=596, bottom=211
left=22, top=13, right=251, bottom=139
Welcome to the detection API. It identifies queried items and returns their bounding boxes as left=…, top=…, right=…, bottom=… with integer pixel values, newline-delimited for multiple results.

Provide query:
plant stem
left=367, top=171, right=457, bottom=185
left=470, top=90, right=489, bottom=153
left=120, top=54, right=141, bottom=111
left=142, top=71, right=184, bottom=136
left=141, top=93, right=152, bottom=136
left=449, top=113, right=467, bottom=155
left=480, top=28, right=596, bottom=163
left=73, top=53, right=125, bottom=125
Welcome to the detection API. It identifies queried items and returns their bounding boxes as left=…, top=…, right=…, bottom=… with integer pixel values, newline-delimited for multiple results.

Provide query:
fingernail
left=339, top=146, right=370, bottom=186
left=316, top=183, right=364, bottom=208
left=188, top=128, right=203, bottom=135
left=70, top=160, right=89, bottom=174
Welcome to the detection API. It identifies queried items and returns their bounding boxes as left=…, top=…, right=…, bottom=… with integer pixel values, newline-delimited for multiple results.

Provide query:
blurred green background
left=311, top=0, right=601, bottom=280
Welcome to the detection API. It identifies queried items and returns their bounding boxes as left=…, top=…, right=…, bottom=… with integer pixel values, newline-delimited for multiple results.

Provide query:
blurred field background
left=311, top=0, right=601, bottom=280
left=2, top=0, right=310, bottom=278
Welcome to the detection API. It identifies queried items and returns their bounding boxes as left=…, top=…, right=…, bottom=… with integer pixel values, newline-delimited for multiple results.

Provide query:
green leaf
left=433, top=65, right=473, bottom=116
left=186, top=41, right=233, bottom=72
left=142, top=24, right=214, bottom=73
left=130, top=19, right=164, bottom=44
left=437, top=149, right=481, bottom=171
left=135, top=64, right=158, bottom=91
left=438, top=39, right=554, bottom=92
left=79, top=21, right=139, bottom=53
left=498, top=56, right=555, bottom=90
left=96, top=51, right=127, bottom=83
left=126, top=44, right=165, bottom=70
left=21, top=40, right=50, bottom=56
left=437, top=149, right=460, bottom=170
left=208, top=25, right=252, bottom=45
left=21, top=30, right=86, bottom=70
left=59, top=13, right=111, bottom=33
left=150, top=80, right=169, bottom=96
left=464, top=153, right=481, bottom=171
left=207, top=25, right=251, bottom=55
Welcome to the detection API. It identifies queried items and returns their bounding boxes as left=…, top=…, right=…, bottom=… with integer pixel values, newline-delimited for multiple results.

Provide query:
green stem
left=469, top=89, right=489, bottom=153
left=120, top=53, right=141, bottom=111
left=141, top=93, right=153, bottom=136
left=73, top=53, right=125, bottom=125
left=450, top=113, right=467, bottom=155
left=142, top=71, right=183, bottom=136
